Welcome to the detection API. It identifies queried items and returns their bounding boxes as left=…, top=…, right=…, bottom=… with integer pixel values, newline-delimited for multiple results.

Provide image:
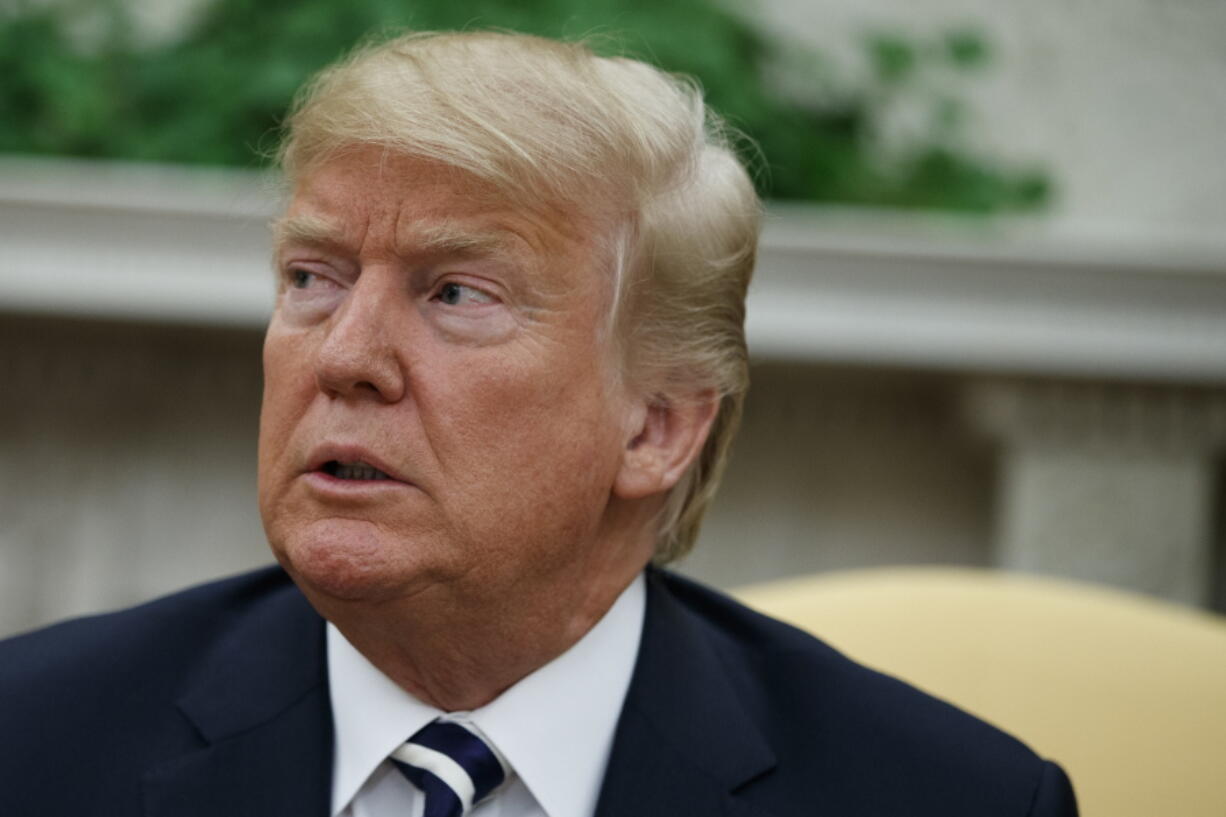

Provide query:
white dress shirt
left=328, top=574, right=645, bottom=817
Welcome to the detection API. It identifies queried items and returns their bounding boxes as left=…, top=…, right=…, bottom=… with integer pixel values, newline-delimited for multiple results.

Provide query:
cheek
left=262, top=323, right=319, bottom=412
left=440, top=342, right=619, bottom=448
left=258, top=328, right=315, bottom=487
left=431, top=353, right=626, bottom=512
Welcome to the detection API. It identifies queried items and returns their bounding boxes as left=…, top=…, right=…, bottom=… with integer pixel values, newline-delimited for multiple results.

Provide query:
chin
left=270, top=517, right=418, bottom=605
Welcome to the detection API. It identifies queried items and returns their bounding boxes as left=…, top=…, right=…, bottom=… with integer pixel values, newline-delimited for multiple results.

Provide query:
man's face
left=258, top=148, right=643, bottom=608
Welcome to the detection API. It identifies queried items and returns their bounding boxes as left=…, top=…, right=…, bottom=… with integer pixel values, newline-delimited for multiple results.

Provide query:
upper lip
left=305, top=443, right=409, bottom=483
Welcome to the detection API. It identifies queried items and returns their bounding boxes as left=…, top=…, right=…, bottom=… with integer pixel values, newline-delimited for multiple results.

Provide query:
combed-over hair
left=278, top=30, right=760, bottom=563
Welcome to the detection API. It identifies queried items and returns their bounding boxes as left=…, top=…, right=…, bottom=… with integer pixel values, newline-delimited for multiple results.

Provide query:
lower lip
left=302, top=471, right=415, bottom=498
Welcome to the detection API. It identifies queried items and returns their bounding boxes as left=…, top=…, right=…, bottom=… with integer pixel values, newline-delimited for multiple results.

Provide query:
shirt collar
left=327, top=573, right=646, bottom=817
left=327, top=622, right=440, bottom=816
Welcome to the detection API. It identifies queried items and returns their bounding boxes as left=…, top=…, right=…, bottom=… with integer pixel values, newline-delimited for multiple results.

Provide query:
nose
left=313, top=272, right=406, bottom=403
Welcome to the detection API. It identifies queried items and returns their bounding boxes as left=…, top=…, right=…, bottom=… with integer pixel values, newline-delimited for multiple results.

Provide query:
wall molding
left=4, top=156, right=1225, bottom=383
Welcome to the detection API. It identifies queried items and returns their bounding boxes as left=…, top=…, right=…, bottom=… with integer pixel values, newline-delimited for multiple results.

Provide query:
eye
left=288, top=268, right=316, bottom=289
left=435, top=281, right=495, bottom=306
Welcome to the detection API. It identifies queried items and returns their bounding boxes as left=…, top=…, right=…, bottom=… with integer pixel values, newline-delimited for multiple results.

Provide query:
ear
left=614, top=390, right=721, bottom=501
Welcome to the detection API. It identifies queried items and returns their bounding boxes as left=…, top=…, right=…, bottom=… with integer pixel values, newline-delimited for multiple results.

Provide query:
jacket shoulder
left=0, top=567, right=324, bottom=815
left=0, top=566, right=299, bottom=745
left=653, top=569, right=1076, bottom=816
left=0, top=566, right=296, bottom=690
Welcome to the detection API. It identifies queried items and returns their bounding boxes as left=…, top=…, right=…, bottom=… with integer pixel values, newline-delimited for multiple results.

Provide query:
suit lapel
left=142, top=576, right=333, bottom=817
left=595, top=570, right=778, bottom=817
left=139, top=567, right=779, bottom=816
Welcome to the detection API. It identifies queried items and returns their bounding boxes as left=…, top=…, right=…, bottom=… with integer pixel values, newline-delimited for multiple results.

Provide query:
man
left=0, top=31, right=1076, bottom=816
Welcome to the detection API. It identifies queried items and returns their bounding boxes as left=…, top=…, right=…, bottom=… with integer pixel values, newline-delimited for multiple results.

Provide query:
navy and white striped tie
left=390, top=719, right=507, bottom=817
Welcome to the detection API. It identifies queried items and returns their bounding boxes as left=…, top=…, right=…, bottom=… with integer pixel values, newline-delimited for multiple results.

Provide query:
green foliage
left=0, top=0, right=1049, bottom=211
left=867, top=34, right=917, bottom=85
left=944, top=28, right=990, bottom=70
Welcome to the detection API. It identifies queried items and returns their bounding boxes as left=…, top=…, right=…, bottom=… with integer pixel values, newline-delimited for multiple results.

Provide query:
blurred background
left=2, top=0, right=1226, bottom=638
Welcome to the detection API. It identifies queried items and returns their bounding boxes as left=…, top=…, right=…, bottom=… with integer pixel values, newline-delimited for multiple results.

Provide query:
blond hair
left=278, top=31, right=760, bottom=563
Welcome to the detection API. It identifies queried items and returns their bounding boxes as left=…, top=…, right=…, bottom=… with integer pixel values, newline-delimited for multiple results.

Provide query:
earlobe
left=614, top=390, right=720, bottom=501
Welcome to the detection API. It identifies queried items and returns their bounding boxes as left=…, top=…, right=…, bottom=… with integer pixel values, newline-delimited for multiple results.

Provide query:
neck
left=316, top=529, right=653, bottom=711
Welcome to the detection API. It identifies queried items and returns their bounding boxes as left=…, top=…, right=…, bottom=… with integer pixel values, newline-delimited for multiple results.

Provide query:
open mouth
left=321, top=460, right=392, bottom=481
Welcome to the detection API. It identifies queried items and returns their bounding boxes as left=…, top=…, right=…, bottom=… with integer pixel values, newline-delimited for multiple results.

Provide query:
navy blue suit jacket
left=0, top=566, right=1076, bottom=816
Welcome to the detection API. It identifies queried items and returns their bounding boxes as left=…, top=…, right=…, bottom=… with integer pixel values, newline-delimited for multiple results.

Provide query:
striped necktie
left=390, top=719, right=507, bottom=817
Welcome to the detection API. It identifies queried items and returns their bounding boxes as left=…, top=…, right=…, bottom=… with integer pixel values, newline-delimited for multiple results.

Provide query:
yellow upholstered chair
left=735, top=568, right=1226, bottom=817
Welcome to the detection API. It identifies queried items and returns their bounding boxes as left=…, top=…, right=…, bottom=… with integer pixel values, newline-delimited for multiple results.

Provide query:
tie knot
left=391, top=719, right=507, bottom=817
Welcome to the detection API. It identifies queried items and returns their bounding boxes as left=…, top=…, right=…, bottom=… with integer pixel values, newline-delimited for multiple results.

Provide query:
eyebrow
left=410, top=220, right=514, bottom=257
left=271, top=214, right=516, bottom=259
left=271, top=213, right=340, bottom=248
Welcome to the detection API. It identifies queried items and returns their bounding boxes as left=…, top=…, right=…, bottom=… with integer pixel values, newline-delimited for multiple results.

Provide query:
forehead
left=276, top=148, right=597, bottom=264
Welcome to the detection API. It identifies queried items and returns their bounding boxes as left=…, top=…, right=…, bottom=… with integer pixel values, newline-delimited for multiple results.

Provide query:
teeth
left=332, top=461, right=389, bottom=481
